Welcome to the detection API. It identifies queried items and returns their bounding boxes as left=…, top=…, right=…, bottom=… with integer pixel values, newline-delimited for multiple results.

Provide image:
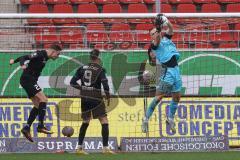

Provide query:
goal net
left=0, top=13, right=239, bottom=151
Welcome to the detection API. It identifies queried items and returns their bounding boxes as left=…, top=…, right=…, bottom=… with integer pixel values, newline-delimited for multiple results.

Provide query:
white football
left=142, top=70, right=154, bottom=84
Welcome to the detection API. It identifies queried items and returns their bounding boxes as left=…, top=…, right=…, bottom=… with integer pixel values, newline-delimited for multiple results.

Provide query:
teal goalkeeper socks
left=169, top=100, right=178, bottom=119
left=146, top=97, right=159, bottom=119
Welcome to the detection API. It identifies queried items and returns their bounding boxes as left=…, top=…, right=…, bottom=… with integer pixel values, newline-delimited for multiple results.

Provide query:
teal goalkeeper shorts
left=156, top=66, right=182, bottom=94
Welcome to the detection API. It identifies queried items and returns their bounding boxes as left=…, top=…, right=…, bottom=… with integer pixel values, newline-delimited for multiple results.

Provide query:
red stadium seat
left=136, top=24, right=153, bottom=42
left=143, top=0, right=156, bottom=4
left=94, top=43, right=119, bottom=50
left=87, top=24, right=109, bottom=43
left=128, top=4, right=151, bottom=23
left=176, top=4, right=197, bottom=24
left=60, top=24, right=84, bottom=43
left=169, top=0, right=193, bottom=4
left=128, top=3, right=148, bottom=13
left=102, top=4, right=124, bottom=23
left=177, top=43, right=189, bottom=48
left=77, top=4, right=101, bottom=23
left=95, top=0, right=119, bottom=4
left=210, top=32, right=233, bottom=42
left=27, top=4, right=51, bottom=24
left=144, top=43, right=151, bottom=49
left=45, top=0, right=69, bottom=4
left=160, top=0, right=169, bottom=3
left=233, top=32, right=239, bottom=41
left=70, top=0, right=94, bottom=3
left=95, top=42, right=139, bottom=50
left=119, top=0, right=142, bottom=4
left=208, top=24, right=229, bottom=30
left=20, top=0, right=45, bottom=4
left=195, top=43, right=213, bottom=48
left=69, top=44, right=85, bottom=49
left=183, top=30, right=208, bottom=42
left=233, top=24, right=240, bottom=41
left=171, top=33, right=184, bottom=42
left=119, top=43, right=139, bottom=50
left=153, top=4, right=173, bottom=13
left=235, top=23, right=240, bottom=30
left=102, top=4, right=122, bottom=13
left=53, top=4, right=76, bottom=24
left=78, top=4, right=98, bottom=13
left=201, top=4, right=221, bottom=12
left=177, top=4, right=196, bottom=13
left=136, top=24, right=154, bottom=30
left=34, top=25, right=59, bottom=44
left=193, top=0, right=216, bottom=3
left=226, top=4, right=240, bottom=12
left=219, top=43, right=237, bottom=48
left=218, top=0, right=240, bottom=3
left=109, top=24, right=134, bottom=42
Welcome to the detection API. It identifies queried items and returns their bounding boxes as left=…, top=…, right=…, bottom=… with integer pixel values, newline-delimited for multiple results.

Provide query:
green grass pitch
left=0, top=152, right=239, bottom=160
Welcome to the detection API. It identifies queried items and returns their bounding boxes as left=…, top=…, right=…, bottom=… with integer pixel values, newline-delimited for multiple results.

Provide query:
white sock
left=78, top=145, right=83, bottom=149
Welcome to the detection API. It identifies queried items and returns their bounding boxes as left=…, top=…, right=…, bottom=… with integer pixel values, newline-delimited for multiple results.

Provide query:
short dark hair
left=90, top=49, right=100, bottom=60
left=49, top=44, right=62, bottom=51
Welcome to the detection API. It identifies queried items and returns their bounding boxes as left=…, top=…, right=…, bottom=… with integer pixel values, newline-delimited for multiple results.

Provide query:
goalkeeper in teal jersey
left=142, top=14, right=182, bottom=134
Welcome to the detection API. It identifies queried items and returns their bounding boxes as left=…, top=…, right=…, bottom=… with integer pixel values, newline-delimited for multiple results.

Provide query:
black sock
left=27, top=107, right=39, bottom=127
left=38, top=102, right=47, bottom=127
left=102, top=123, right=109, bottom=147
left=78, top=123, right=89, bottom=146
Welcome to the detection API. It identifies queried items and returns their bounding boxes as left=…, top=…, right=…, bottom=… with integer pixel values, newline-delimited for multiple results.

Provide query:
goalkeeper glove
left=155, top=14, right=169, bottom=32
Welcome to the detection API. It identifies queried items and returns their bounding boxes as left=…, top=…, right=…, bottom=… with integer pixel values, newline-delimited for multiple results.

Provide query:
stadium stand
left=20, top=0, right=45, bottom=4
left=109, top=24, right=134, bottom=42
left=136, top=24, right=153, bottom=42
left=127, top=4, right=151, bottom=23
left=60, top=24, right=84, bottom=44
left=17, top=0, right=240, bottom=49
left=177, top=4, right=197, bottom=13
left=169, top=0, right=193, bottom=4
left=45, top=0, right=69, bottom=4
left=201, top=4, right=221, bottom=12
left=95, top=0, right=119, bottom=4
left=119, top=0, right=142, bottom=4
left=70, top=0, right=94, bottom=4
left=52, top=4, right=76, bottom=24
left=77, top=4, right=101, bottom=23
left=218, top=0, right=240, bottom=3
left=102, top=4, right=124, bottom=23
left=193, top=0, right=217, bottom=3
left=152, top=4, right=173, bottom=13
left=27, top=4, right=51, bottom=24
left=226, top=4, right=240, bottom=12
left=143, top=0, right=156, bottom=4
left=87, top=24, right=109, bottom=43
left=34, top=24, right=59, bottom=44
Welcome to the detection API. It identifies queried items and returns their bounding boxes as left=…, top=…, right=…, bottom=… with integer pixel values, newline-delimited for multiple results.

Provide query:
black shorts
left=20, top=74, right=42, bottom=98
left=81, top=98, right=107, bottom=120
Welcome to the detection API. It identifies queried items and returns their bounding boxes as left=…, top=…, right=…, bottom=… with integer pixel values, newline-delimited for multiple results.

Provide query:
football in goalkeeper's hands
left=62, top=126, right=74, bottom=137
left=142, top=70, right=154, bottom=84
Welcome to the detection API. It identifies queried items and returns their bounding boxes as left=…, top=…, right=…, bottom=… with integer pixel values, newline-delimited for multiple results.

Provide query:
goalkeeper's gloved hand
left=155, top=14, right=169, bottom=32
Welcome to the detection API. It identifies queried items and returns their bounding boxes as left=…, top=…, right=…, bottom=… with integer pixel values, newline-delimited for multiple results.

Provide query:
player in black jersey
left=9, top=44, right=62, bottom=142
left=70, top=49, right=114, bottom=154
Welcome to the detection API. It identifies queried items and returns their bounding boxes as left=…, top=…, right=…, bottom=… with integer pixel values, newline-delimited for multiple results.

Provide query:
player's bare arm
left=165, top=16, right=173, bottom=36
